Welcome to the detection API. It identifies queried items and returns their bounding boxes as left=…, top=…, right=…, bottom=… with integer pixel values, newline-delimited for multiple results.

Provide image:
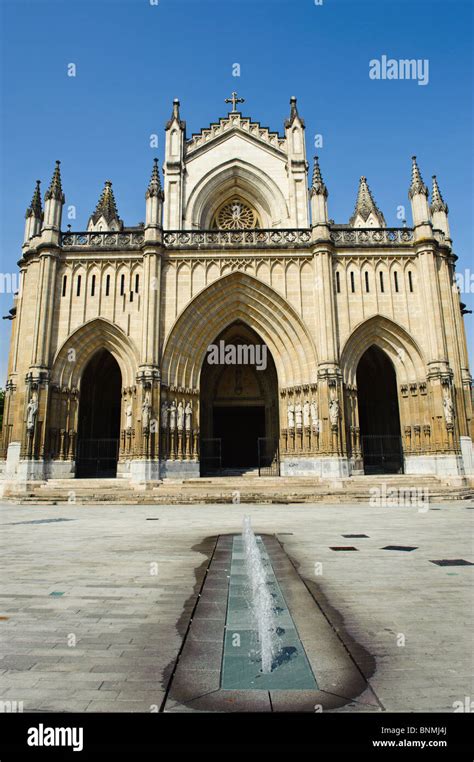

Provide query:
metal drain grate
left=382, top=545, right=418, bottom=551
left=430, top=559, right=473, bottom=567
left=342, top=534, right=369, bottom=538
left=330, top=546, right=358, bottom=551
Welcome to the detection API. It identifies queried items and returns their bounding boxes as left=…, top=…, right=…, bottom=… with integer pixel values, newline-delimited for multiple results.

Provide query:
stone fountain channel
left=164, top=529, right=378, bottom=712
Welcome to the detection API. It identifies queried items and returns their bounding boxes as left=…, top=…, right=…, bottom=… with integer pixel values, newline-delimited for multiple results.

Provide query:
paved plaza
left=0, top=500, right=472, bottom=713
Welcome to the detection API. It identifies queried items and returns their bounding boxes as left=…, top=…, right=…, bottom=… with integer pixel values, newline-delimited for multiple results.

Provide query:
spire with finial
left=430, top=174, right=450, bottom=239
left=409, top=155, right=428, bottom=199
left=431, top=175, right=448, bottom=214
left=350, top=176, right=386, bottom=227
left=87, top=180, right=122, bottom=231
left=91, top=181, right=120, bottom=225
left=145, top=158, right=164, bottom=230
left=285, top=96, right=304, bottom=128
left=166, top=98, right=186, bottom=130
left=44, top=160, right=65, bottom=203
left=25, top=180, right=42, bottom=219
left=310, top=156, right=328, bottom=197
left=42, top=161, right=65, bottom=232
left=23, top=179, right=43, bottom=244
left=146, top=158, right=164, bottom=199
left=289, top=96, right=298, bottom=120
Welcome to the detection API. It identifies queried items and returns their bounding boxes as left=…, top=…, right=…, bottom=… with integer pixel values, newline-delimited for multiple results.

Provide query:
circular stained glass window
left=213, top=199, right=259, bottom=229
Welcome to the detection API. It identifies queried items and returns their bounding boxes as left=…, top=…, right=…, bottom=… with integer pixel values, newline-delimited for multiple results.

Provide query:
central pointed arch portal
left=160, top=272, right=319, bottom=475
left=200, top=322, right=279, bottom=472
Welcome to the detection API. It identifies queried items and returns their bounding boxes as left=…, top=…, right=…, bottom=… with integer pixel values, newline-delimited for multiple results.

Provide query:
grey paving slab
left=0, top=500, right=471, bottom=712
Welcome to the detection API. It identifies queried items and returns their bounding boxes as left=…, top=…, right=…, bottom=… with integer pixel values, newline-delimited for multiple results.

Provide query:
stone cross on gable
left=225, top=91, right=245, bottom=112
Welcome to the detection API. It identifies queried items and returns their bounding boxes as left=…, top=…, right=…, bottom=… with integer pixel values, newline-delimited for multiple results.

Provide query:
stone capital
left=137, top=366, right=161, bottom=385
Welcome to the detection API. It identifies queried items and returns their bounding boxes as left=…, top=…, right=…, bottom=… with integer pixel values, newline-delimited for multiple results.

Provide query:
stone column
left=22, top=248, right=60, bottom=468
left=31, top=250, right=59, bottom=371
left=313, top=242, right=338, bottom=367
left=140, top=248, right=161, bottom=369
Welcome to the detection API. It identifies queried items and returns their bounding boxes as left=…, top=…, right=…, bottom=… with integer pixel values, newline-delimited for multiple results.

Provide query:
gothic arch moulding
left=184, top=159, right=290, bottom=229
left=161, top=271, right=318, bottom=390
left=340, top=315, right=427, bottom=387
left=51, top=318, right=140, bottom=390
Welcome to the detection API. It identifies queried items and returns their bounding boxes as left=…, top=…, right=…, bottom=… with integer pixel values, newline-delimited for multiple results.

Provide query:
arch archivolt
left=184, top=159, right=290, bottom=229
left=51, top=318, right=139, bottom=390
left=340, top=314, right=427, bottom=387
left=161, top=271, right=318, bottom=391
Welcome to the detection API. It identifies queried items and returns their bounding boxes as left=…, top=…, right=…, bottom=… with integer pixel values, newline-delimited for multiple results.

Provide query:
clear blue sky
left=0, top=0, right=472, bottom=384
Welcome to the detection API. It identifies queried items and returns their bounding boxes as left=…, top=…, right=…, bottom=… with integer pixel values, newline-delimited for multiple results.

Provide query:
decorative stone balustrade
left=163, top=229, right=313, bottom=249
left=60, top=226, right=415, bottom=251
left=60, top=231, right=145, bottom=249
left=330, top=227, right=414, bottom=246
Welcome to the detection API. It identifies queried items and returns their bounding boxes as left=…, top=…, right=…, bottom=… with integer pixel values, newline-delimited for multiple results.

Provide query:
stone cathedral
left=1, top=95, right=473, bottom=485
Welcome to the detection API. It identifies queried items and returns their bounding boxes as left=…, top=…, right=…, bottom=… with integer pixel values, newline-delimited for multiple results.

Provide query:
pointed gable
left=87, top=181, right=122, bottom=232
left=185, top=111, right=287, bottom=158
left=350, top=176, right=386, bottom=228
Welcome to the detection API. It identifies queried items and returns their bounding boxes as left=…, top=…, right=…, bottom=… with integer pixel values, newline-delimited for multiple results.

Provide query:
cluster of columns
left=279, top=382, right=343, bottom=457
left=159, top=390, right=199, bottom=462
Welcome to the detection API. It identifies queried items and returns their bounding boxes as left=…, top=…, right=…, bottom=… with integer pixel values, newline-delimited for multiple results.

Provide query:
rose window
left=213, top=199, right=259, bottom=229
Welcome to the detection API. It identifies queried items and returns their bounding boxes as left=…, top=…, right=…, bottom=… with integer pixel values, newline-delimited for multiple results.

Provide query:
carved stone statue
left=142, top=392, right=151, bottom=431
left=160, top=401, right=169, bottom=430
left=169, top=399, right=177, bottom=432
left=125, top=402, right=133, bottom=431
left=329, top=398, right=339, bottom=427
left=310, top=400, right=319, bottom=432
left=443, top=389, right=454, bottom=426
left=295, top=402, right=303, bottom=430
left=185, top=401, right=193, bottom=432
left=177, top=401, right=184, bottom=431
left=287, top=404, right=295, bottom=430
left=303, top=400, right=310, bottom=428
left=26, top=394, right=38, bottom=433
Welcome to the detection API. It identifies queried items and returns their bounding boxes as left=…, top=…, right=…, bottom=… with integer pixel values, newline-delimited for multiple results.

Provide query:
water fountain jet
left=242, top=516, right=280, bottom=673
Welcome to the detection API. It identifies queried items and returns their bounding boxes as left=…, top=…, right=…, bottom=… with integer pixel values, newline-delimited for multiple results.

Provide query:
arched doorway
left=199, top=322, right=279, bottom=474
left=76, top=350, right=122, bottom=478
left=357, top=345, right=403, bottom=474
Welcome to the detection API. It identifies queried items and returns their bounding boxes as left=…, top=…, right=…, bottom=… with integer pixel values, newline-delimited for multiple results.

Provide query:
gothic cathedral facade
left=1, top=96, right=473, bottom=483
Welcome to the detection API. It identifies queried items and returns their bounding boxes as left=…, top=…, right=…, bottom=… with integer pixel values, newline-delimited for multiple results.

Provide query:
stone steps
left=6, top=474, right=473, bottom=504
